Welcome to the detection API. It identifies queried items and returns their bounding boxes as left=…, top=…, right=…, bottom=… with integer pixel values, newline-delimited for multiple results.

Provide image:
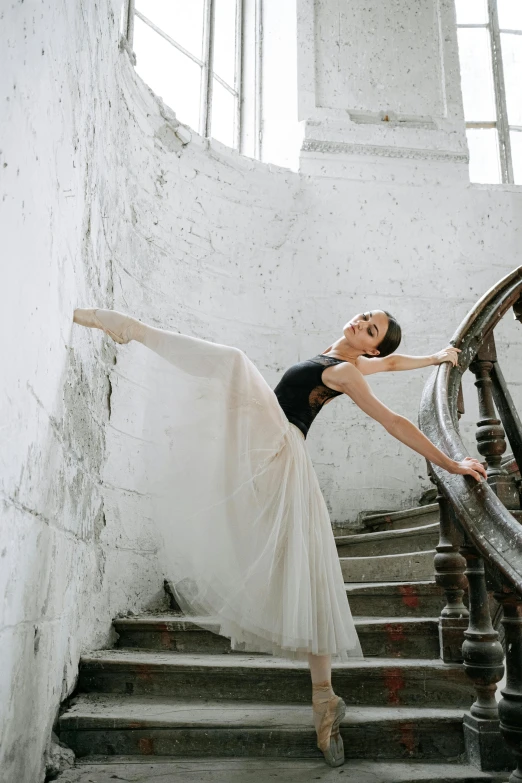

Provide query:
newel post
left=470, top=332, right=519, bottom=509
left=460, top=541, right=510, bottom=770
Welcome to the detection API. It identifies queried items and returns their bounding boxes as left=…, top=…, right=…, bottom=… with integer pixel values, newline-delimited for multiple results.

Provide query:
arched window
left=121, top=0, right=262, bottom=157
left=456, top=0, right=522, bottom=185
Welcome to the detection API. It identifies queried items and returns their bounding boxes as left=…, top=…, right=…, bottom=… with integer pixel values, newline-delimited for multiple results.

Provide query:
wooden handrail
left=419, top=266, right=522, bottom=593
left=420, top=266, right=522, bottom=778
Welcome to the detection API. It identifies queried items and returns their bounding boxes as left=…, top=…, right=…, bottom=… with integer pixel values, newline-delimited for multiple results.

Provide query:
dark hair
left=375, top=311, right=402, bottom=357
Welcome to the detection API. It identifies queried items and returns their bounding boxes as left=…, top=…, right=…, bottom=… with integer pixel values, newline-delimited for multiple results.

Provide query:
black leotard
left=273, top=354, right=346, bottom=438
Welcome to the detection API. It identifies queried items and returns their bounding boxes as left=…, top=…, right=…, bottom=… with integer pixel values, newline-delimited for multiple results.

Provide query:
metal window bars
left=122, top=0, right=261, bottom=155
left=457, top=0, right=521, bottom=184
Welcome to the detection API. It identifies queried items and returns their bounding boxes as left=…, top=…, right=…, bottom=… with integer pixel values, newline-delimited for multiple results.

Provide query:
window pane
left=501, top=33, right=522, bottom=126
left=212, top=0, right=237, bottom=86
left=455, top=0, right=488, bottom=25
left=134, top=17, right=202, bottom=132
left=466, top=128, right=502, bottom=183
left=211, top=79, right=236, bottom=147
left=136, top=0, right=205, bottom=60
left=498, top=0, right=522, bottom=30
left=457, top=28, right=497, bottom=121
left=511, top=131, right=522, bottom=185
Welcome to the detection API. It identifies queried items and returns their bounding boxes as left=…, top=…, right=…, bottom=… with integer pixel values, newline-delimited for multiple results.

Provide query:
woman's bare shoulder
left=322, top=359, right=362, bottom=391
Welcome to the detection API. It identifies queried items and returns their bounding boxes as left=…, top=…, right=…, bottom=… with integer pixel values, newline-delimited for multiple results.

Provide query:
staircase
left=58, top=503, right=504, bottom=782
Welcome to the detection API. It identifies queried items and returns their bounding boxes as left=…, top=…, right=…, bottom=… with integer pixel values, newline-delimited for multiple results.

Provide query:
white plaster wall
left=315, top=0, right=445, bottom=116
left=2, top=1, right=522, bottom=781
left=110, top=63, right=522, bottom=523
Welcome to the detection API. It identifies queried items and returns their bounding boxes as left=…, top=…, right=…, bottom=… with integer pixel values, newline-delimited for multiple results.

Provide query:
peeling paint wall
left=0, top=3, right=163, bottom=782
left=2, top=1, right=522, bottom=782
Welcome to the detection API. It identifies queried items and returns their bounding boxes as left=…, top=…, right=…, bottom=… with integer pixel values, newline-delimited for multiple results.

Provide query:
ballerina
left=72, top=306, right=486, bottom=767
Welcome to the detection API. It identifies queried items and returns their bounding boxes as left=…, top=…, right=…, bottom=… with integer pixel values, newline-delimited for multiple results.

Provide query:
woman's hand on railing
left=449, top=457, right=488, bottom=482
left=432, top=346, right=461, bottom=367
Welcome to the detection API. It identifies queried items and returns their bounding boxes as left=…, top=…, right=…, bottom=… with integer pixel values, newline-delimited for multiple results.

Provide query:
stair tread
left=363, top=504, right=439, bottom=523
left=67, top=758, right=501, bottom=782
left=81, top=650, right=460, bottom=670
left=346, top=580, right=438, bottom=589
left=340, top=549, right=435, bottom=562
left=114, top=615, right=438, bottom=628
left=357, top=617, right=438, bottom=626
left=61, top=694, right=467, bottom=728
left=335, top=522, right=438, bottom=545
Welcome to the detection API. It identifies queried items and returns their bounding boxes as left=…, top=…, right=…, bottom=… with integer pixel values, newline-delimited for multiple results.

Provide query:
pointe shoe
left=313, top=695, right=346, bottom=767
left=73, top=308, right=142, bottom=344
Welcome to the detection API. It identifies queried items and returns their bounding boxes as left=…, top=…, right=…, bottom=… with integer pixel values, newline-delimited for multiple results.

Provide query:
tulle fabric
left=138, top=325, right=362, bottom=661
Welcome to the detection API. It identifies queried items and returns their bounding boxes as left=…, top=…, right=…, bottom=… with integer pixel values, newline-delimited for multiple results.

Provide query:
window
left=456, top=0, right=522, bottom=185
left=121, top=0, right=262, bottom=155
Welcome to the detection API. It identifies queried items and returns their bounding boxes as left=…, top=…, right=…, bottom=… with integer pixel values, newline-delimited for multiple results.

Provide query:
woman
left=73, top=307, right=486, bottom=767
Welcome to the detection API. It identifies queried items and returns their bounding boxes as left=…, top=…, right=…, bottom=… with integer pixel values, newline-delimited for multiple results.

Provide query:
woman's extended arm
left=335, top=363, right=486, bottom=481
left=356, top=346, right=460, bottom=376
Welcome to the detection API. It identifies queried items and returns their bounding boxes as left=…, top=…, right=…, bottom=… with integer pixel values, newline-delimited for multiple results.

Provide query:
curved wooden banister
left=419, top=266, right=522, bottom=592
left=419, top=265, right=522, bottom=780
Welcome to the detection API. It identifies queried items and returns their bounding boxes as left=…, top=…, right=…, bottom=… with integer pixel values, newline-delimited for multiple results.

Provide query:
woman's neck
left=322, top=337, right=362, bottom=363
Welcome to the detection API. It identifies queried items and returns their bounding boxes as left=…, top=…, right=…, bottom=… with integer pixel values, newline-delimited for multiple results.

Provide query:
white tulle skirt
left=137, top=325, right=362, bottom=662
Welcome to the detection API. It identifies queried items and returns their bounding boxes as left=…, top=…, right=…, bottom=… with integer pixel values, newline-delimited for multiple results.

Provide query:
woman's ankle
left=312, top=680, right=335, bottom=703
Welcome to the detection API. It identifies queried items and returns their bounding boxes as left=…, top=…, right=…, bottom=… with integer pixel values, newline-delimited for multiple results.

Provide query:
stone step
left=336, top=523, right=439, bottom=557
left=60, top=758, right=503, bottom=783
left=341, top=550, right=435, bottom=583
left=78, top=651, right=474, bottom=708
left=362, top=504, right=439, bottom=533
left=345, top=581, right=444, bottom=618
left=114, top=615, right=440, bottom=658
left=59, top=695, right=467, bottom=762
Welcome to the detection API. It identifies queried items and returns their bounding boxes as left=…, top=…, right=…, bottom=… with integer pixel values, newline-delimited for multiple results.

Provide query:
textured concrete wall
left=0, top=3, right=163, bottom=782
left=2, top=1, right=522, bottom=781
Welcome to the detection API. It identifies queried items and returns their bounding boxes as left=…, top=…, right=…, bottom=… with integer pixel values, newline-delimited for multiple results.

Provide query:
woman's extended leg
left=73, top=308, right=240, bottom=378
left=308, top=653, right=346, bottom=767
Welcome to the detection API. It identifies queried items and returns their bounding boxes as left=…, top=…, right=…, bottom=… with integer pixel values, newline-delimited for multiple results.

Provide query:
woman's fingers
left=435, top=346, right=461, bottom=366
left=446, top=347, right=460, bottom=366
left=469, top=459, right=487, bottom=480
left=454, top=457, right=487, bottom=481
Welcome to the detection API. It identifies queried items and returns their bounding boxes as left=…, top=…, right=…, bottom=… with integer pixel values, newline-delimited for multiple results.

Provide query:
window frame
left=457, top=0, right=521, bottom=184
left=122, top=0, right=262, bottom=155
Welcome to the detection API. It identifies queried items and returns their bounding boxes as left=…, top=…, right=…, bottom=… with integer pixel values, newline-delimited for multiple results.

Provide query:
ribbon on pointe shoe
left=312, top=681, right=346, bottom=767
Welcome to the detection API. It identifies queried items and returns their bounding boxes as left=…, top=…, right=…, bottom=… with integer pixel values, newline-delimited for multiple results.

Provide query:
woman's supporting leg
left=308, top=653, right=332, bottom=686
left=308, top=653, right=346, bottom=767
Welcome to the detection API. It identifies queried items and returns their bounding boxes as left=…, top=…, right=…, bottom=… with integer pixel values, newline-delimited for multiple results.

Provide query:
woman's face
left=343, top=310, right=389, bottom=356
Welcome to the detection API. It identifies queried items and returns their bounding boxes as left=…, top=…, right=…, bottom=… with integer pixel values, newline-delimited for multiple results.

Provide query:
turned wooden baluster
left=433, top=491, right=469, bottom=662
left=487, top=294, right=522, bottom=494
left=492, top=362, right=522, bottom=484
left=470, top=332, right=519, bottom=509
left=460, top=542, right=505, bottom=718
left=432, top=381, right=469, bottom=662
left=495, top=586, right=522, bottom=782
left=514, top=296, right=522, bottom=326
